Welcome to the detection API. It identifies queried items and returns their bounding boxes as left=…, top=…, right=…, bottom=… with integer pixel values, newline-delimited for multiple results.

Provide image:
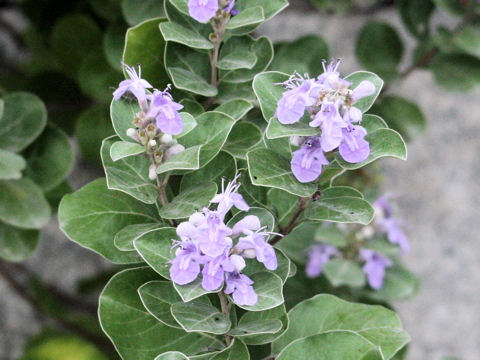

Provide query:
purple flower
left=210, top=174, right=249, bottom=217
left=309, top=101, right=348, bottom=152
left=147, top=90, right=184, bottom=135
left=360, top=248, right=392, bottom=290
left=188, top=0, right=218, bottom=23
left=374, top=196, right=409, bottom=254
left=291, top=136, right=329, bottom=183
left=234, top=217, right=278, bottom=271
left=113, top=64, right=152, bottom=111
left=275, top=77, right=320, bottom=125
left=224, top=0, right=237, bottom=14
left=306, top=244, right=339, bottom=278
left=201, top=250, right=235, bottom=291
left=338, top=124, right=370, bottom=163
left=169, top=240, right=203, bottom=285
left=197, top=211, right=233, bottom=258
left=225, top=272, right=257, bottom=306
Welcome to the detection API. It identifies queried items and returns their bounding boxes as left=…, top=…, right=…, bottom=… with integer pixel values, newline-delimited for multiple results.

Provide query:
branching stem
left=270, top=197, right=310, bottom=246
left=218, top=290, right=232, bottom=346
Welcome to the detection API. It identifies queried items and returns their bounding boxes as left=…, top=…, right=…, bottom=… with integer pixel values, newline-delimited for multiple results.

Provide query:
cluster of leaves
left=310, top=0, right=480, bottom=142
left=0, top=92, right=73, bottom=262
left=50, top=1, right=419, bottom=359
left=0, top=0, right=170, bottom=165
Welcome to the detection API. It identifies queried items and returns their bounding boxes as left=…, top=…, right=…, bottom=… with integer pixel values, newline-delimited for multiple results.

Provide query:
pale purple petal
left=351, top=80, right=376, bottom=103
left=339, top=125, right=370, bottom=163
left=232, top=215, right=261, bottom=236
left=360, top=248, right=392, bottom=290
left=225, top=273, right=257, bottom=306
left=306, top=244, right=339, bottom=278
left=291, top=139, right=329, bottom=183
left=170, top=258, right=200, bottom=285
left=188, top=0, right=218, bottom=23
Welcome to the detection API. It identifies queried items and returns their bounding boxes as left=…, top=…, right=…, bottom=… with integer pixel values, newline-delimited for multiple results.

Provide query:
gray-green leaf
left=171, top=301, right=231, bottom=335
left=0, top=149, right=25, bottom=180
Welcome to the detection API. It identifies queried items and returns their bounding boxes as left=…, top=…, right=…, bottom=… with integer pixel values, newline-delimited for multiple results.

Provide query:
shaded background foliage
left=0, top=0, right=479, bottom=359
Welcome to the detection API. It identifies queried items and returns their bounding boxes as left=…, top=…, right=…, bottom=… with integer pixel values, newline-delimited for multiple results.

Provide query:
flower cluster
left=169, top=175, right=279, bottom=306
left=188, top=0, right=238, bottom=23
left=306, top=195, right=408, bottom=290
left=275, top=60, right=376, bottom=183
left=113, top=64, right=185, bottom=178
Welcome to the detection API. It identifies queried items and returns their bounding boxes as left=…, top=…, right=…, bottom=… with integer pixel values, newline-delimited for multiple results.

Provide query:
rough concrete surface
left=1, top=1, right=479, bottom=359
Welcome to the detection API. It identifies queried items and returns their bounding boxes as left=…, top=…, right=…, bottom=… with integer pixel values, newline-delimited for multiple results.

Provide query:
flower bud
left=126, top=128, right=137, bottom=138
left=160, top=134, right=173, bottom=144
left=230, top=254, right=246, bottom=272
left=189, top=212, right=205, bottom=226
left=148, top=164, right=157, bottom=180
left=149, top=139, right=157, bottom=148
left=164, top=144, right=185, bottom=161
left=242, top=248, right=256, bottom=259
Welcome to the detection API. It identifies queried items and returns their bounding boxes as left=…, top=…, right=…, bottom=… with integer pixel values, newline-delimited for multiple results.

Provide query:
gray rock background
left=1, top=1, right=479, bottom=359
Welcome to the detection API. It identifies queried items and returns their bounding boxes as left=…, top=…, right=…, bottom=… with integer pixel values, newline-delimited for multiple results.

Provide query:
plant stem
left=218, top=291, right=232, bottom=346
left=270, top=197, right=310, bottom=246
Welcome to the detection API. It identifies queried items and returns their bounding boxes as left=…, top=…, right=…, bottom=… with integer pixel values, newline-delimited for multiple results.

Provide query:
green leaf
left=176, top=113, right=198, bottom=139
left=314, top=224, right=348, bottom=247
left=110, top=98, right=140, bottom=142
left=0, top=149, right=25, bottom=180
left=180, top=111, right=237, bottom=168
left=210, top=339, right=250, bottom=360
left=220, top=36, right=274, bottom=84
left=322, top=186, right=363, bottom=199
left=216, top=81, right=257, bottom=104
left=252, top=71, right=288, bottom=122
left=101, top=136, right=158, bottom=204
left=24, top=125, right=74, bottom=191
left=165, top=43, right=216, bottom=97
left=59, top=178, right=159, bottom=263
left=270, top=35, right=329, bottom=75
left=181, top=99, right=204, bottom=117
left=134, top=227, right=176, bottom=279
left=78, top=51, right=123, bottom=103
left=430, top=53, right=480, bottom=91
left=217, top=51, right=258, bottom=71
left=180, top=151, right=237, bottom=191
left=360, top=265, right=420, bottom=301
left=99, top=267, right=221, bottom=360
left=0, top=222, right=39, bottom=262
left=361, top=114, right=388, bottom=133
left=266, top=188, right=297, bottom=228
left=166, top=0, right=211, bottom=38
left=115, top=223, right=166, bottom=251
left=371, top=96, right=426, bottom=141
left=50, top=15, right=102, bottom=75
left=275, top=223, right=318, bottom=264
left=323, top=259, right=367, bottom=287
left=224, top=122, right=262, bottom=159
left=160, top=22, right=213, bottom=50
left=356, top=21, right=403, bottom=82
left=399, top=0, right=434, bottom=39
left=247, top=148, right=316, bottom=197
left=336, top=128, right=407, bottom=170
left=155, top=352, right=189, bottom=360
left=76, top=107, right=115, bottom=166
left=0, top=178, right=51, bottom=229
left=156, top=145, right=202, bottom=174
left=273, top=294, right=410, bottom=358
left=45, top=181, right=73, bottom=213
left=231, top=304, right=288, bottom=345
left=266, top=114, right=318, bottom=139
left=20, top=331, right=108, bottom=360
left=123, top=17, right=169, bottom=89
left=242, top=248, right=292, bottom=285
left=227, top=206, right=275, bottom=236
left=234, top=272, right=284, bottom=312
left=0, top=92, right=47, bottom=152
left=104, top=22, right=126, bottom=71
left=226, top=6, right=265, bottom=30
left=0, top=99, right=4, bottom=119
left=344, top=71, right=384, bottom=113
left=452, top=25, right=480, bottom=57
left=159, top=182, right=217, bottom=219
left=235, top=0, right=288, bottom=21
left=88, top=0, right=122, bottom=21
left=122, top=0, right=166, bottom=26
left=215, top=99, right=253, bottom=120
left=433, top=0, right=467, bottom=16
left=276, top=331, right=380, bottom=360
left=110, top=140, right=145, bottom=161
left=305, top=196, right=374, bottom=225
left=138, top=281, right=185, bottom=329
left=171, top=301, right=231, bottom=335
